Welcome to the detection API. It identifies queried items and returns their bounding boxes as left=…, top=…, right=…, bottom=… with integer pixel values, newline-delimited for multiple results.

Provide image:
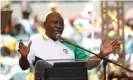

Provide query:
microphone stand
left=60, top=38, right=133, bottom=80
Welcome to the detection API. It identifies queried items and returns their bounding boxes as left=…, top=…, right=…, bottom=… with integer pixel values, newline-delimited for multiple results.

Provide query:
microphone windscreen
left=56, top=34, right=61, bottom=39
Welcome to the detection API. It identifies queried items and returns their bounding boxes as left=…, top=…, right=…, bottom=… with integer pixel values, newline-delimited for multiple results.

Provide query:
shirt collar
left=42, top=33, right=60, bottom=43
left=42, top=33, right=49, bottom=40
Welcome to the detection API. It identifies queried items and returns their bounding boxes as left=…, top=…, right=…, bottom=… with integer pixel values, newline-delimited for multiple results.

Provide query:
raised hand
left=100, top=39, right=118, bottom=56
left=18, top=40, right=32, bottom=57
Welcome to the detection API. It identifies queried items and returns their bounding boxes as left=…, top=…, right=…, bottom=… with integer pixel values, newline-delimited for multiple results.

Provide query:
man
left=18, top=12, right=118, bottom=71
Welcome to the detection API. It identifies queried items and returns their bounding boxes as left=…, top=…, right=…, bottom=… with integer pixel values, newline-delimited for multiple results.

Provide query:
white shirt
left=27, top=33, right=75, bottom=65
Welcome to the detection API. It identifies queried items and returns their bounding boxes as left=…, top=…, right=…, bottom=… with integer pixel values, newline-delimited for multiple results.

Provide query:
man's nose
left=55, top=23, right=61, bottom=28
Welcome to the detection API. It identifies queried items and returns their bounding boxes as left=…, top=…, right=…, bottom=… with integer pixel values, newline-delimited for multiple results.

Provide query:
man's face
left=45, top=14, right=64, bottom=40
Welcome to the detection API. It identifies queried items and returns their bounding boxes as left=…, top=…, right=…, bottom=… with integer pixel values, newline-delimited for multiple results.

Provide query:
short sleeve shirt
left=27, top=33, right=75, bottom=65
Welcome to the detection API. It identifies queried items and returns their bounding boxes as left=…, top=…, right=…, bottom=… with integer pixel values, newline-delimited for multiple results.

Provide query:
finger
left=19, top=40, right=25, bottom=49
left=110, top=39, right=116, bottom=45
left=19, top=39, right=24, bottom=45
left=112, top=41, right=118, bottom=47
left=18, top=49, right=20, bottom=52
left=112, top=45, right=118, bottom=51
left=114, top=38, right=119, bottom=41
left=18, top=49, right=22, bottom=53
left=28, top=40, right=32, bottom=48
left=19, top=45, right=22, bottom=49
left=19, top=42, right=23, bottom=46
left=19, top=43, right=24, bottom=49
left=111, top=40, right=118, bottom=46
left=20, top=39, right=22, bottom=42
left=18, top=49, right=24, bottom=55
left=19, top=42, right=23, bottom=48
left=112, top=41, right=118, bottom=48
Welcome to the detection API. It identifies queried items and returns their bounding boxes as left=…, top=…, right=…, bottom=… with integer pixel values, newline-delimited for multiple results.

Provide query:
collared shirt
left=27, top=33, right=75, bottom=66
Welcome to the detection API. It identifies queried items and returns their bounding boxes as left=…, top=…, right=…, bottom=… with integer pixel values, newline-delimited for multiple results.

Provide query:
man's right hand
left=18, top=40, right=32, bottom=57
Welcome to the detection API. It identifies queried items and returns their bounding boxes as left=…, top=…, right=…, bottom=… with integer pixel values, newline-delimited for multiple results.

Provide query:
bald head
left=45, top=12, right=62, bottom=22
left=44, top=12, right=64, bottom=41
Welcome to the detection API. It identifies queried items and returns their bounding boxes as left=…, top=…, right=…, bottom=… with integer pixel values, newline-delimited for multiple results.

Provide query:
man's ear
left=43, top=21, right=46, bottom=28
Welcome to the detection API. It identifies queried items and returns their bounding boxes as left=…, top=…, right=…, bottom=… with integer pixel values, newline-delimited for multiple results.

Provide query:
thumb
left=28, top=40, right=32, bottom=48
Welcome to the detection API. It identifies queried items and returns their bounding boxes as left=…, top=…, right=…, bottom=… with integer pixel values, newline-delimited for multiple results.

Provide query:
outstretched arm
left=18, top=40, right=32, bottom=70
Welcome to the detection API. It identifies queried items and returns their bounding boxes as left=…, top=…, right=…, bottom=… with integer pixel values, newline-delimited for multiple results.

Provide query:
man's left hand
left=100, top=39, right=118, bottom=56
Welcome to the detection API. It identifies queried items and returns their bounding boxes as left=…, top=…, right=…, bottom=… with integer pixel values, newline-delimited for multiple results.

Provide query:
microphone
left=56, top=34, right=64, bottom=43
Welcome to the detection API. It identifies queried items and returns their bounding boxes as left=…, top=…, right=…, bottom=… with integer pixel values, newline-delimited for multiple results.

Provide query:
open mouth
left=53, top=31, right=61, bottom=34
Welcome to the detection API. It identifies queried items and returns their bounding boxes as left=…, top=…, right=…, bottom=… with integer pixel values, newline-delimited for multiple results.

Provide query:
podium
left=35, top=60, right=88, bottom=80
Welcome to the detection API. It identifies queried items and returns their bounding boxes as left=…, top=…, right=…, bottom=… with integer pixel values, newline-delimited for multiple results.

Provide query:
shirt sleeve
left=75, top=46, right=91, bottom=60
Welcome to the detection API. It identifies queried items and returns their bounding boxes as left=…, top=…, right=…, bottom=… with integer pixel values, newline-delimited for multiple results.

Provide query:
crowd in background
left=1, top=0, right=133, bottom=80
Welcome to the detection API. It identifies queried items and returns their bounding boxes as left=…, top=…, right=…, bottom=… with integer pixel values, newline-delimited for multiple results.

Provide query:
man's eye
left=52, top=22, right=55, bottom=24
